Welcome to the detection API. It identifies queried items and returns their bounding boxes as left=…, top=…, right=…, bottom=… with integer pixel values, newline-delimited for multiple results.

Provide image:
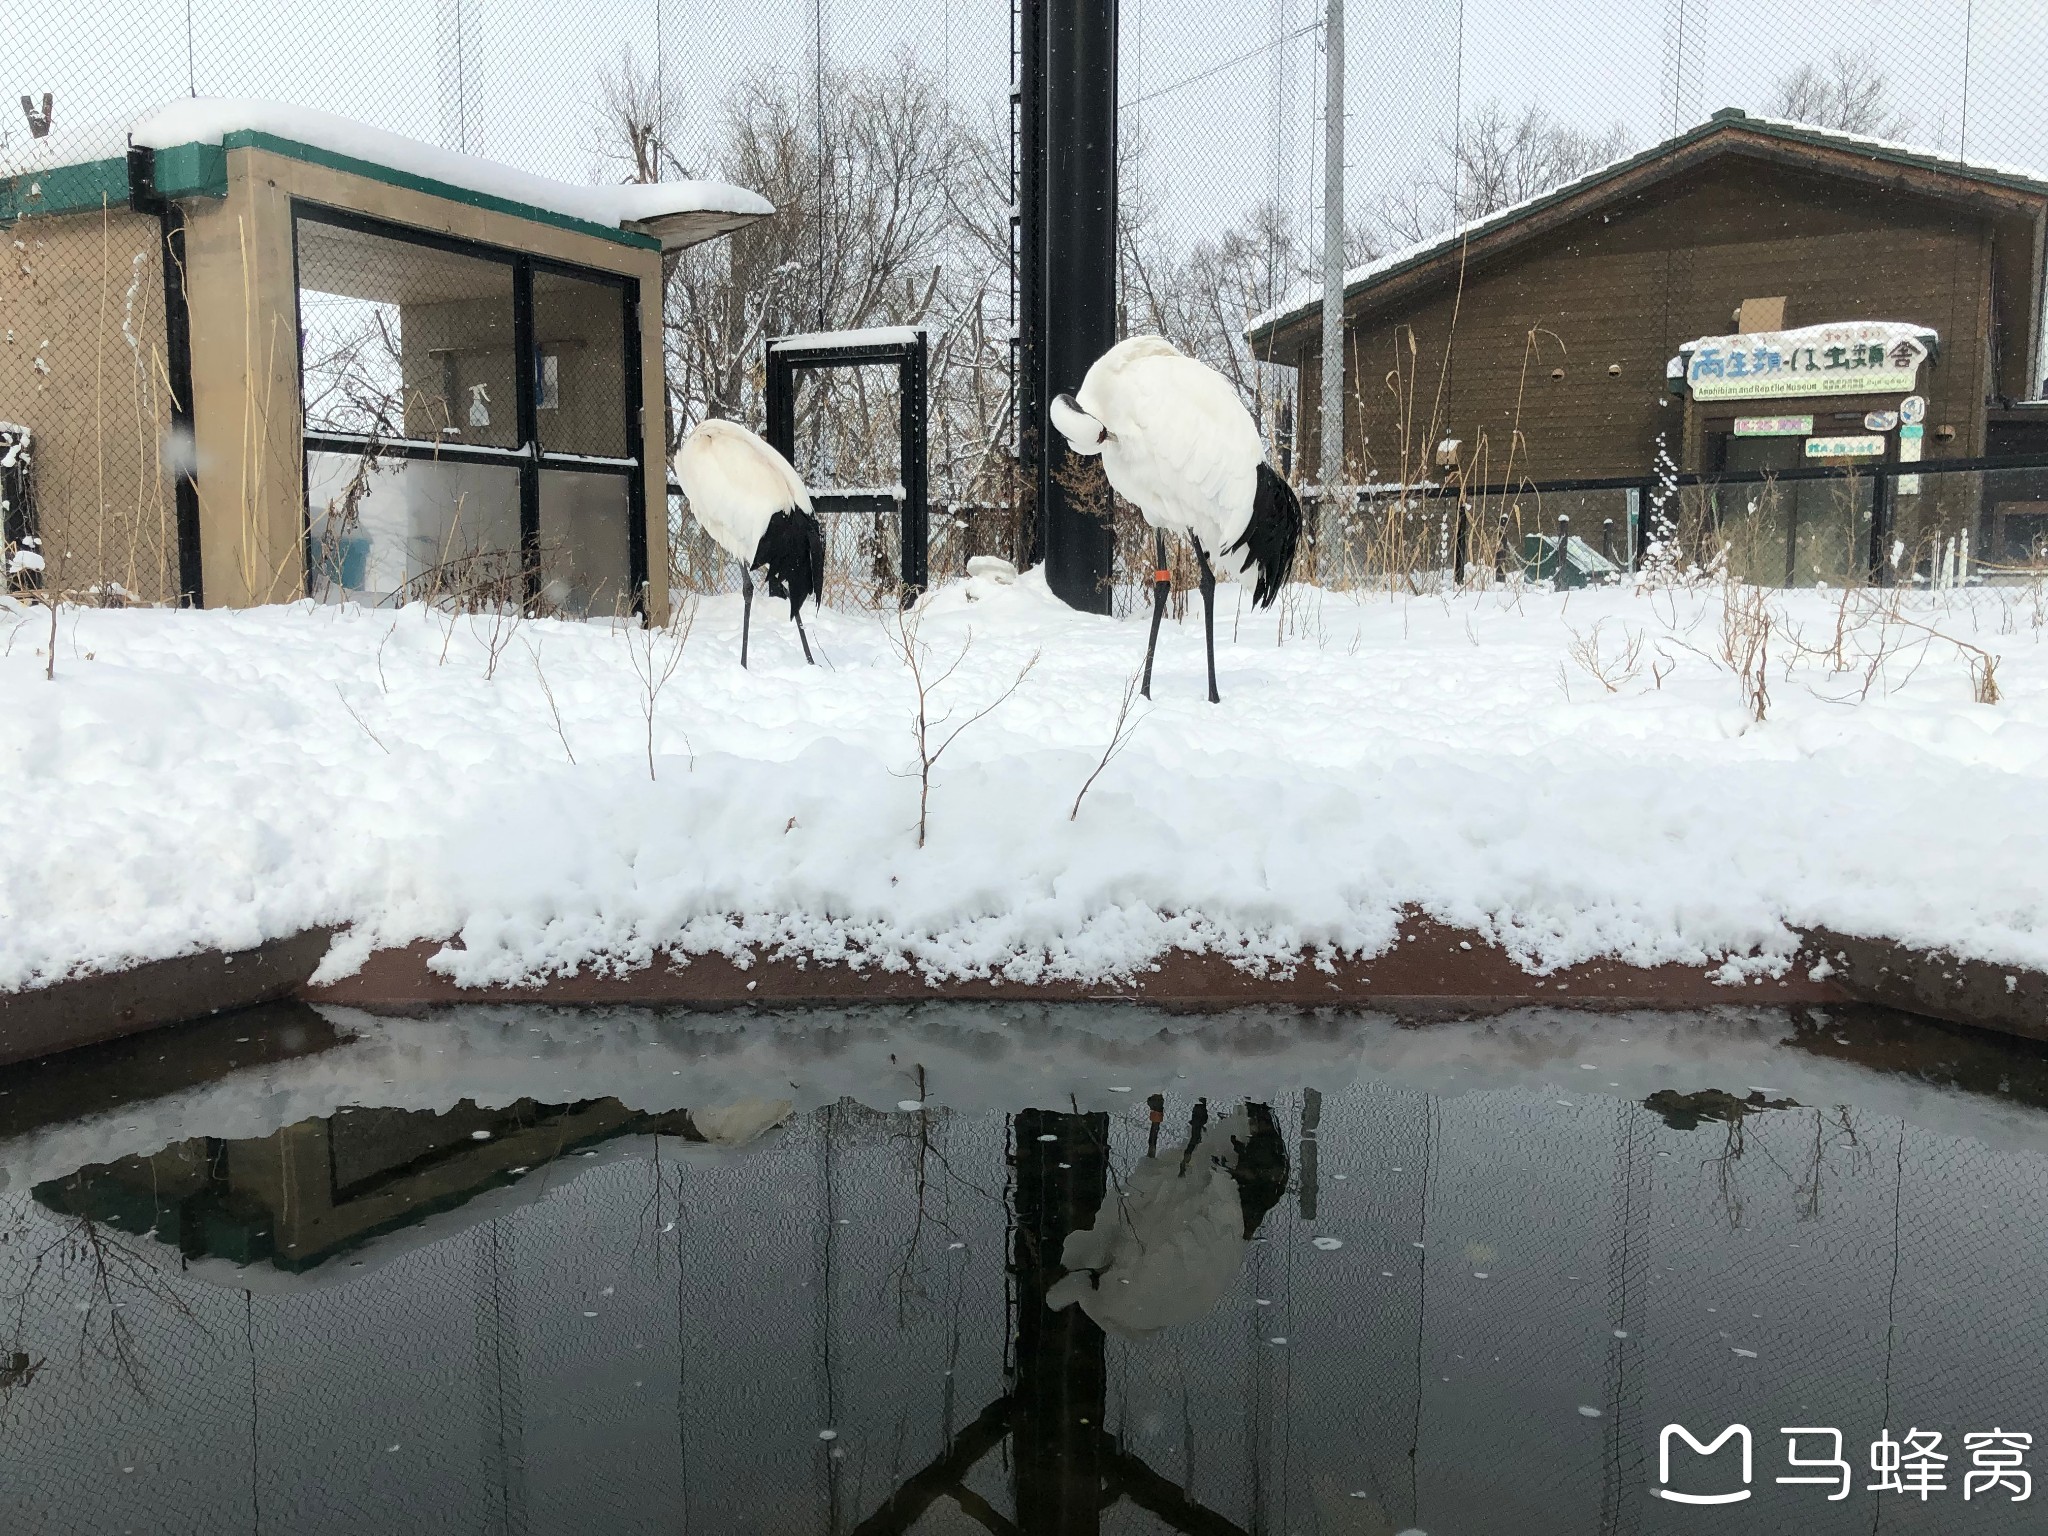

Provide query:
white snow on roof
left=1250, top=113, right=2048, bottom=337
left=770, top=326, right=927, bottom=351
left=126, top=97, right=772, bottom=230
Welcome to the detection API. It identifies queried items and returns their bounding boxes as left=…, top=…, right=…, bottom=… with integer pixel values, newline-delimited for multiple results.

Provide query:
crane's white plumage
left=1044, top=1107, right=1263, bottom=1338
left=1052, top=336, right=1265, bottom=585
left=1052, top=335, right=1302, bottom=701
left=673, top=418, right=825, bottom=666
left=674, top=418, right=812, bottom=560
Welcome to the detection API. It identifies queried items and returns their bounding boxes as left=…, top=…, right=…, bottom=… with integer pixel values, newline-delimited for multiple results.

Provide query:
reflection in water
left=1048, top=1100, right=1288, bottom=1338
left=32, top=1096, right=792, bottom=1274
left=1, top=1002, right=2047, bottom=1534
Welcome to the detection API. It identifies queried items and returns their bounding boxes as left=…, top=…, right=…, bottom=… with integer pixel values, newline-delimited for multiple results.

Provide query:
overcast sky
left=11, top=0, right=2048, bottom=274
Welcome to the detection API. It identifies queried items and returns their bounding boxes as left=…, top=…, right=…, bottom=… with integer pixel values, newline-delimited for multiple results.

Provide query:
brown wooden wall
left=1292, top=158, right=2001, bottom=485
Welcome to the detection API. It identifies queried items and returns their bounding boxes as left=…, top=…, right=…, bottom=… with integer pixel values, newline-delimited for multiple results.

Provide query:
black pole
left=1869, top=467, right=1893, bottom=586
left=1011, top=1108, right=1108, bottom=1535
left=899, top=331, right=929, bottom=598
left=1022, top=0, right=1118, bottom=613
left=128, top=147, right=204, bottom=607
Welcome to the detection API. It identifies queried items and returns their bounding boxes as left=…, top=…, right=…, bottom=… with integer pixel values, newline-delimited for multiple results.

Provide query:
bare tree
left=1771, top=49, right=1912, bottom=139
left=590, top=50, right=698, bottom=186
left=1380, top=100, right=1633, bottom=246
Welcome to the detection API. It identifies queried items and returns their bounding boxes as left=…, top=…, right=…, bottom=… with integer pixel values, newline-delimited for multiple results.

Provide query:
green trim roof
left=1248, top=109, right=2048, bottom=346
left=3, top=132, right=659, bottom=250
left=0, top=155, right=130, bottom=223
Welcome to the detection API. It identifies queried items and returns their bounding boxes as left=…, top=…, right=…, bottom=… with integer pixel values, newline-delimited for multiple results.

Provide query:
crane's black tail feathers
left=1223, top=463, right=1302, bottom=610
left=753, top=507, right=827, bottom=620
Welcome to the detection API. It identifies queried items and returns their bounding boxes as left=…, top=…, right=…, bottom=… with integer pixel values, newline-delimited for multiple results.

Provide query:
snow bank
left=4, top=574, right=2046, bottom=993
left=129, top=98, right=773, bottom=227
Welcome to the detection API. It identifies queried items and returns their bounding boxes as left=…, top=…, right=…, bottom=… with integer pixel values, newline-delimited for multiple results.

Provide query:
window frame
left=290, top=201, right=647, bottom=611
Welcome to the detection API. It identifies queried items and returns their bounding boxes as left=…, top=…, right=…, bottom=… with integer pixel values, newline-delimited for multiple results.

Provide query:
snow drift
left=2, top=572, right=2044, bottom=994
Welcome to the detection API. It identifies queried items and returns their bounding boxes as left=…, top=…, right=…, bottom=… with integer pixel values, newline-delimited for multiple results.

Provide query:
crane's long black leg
left=1192, top=538, right=1220, bottom=704
left=740, top=564, right=753, bottom=670
left=1178, top=1097, right=1211, bottom=1177
left=1140, top=529, right=1169, bottom=700
left=794, top=604, right=817, bottom=665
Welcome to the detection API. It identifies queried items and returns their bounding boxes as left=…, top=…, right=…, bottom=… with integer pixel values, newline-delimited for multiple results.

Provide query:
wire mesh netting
left=10, top=1, right=2048, bottom=609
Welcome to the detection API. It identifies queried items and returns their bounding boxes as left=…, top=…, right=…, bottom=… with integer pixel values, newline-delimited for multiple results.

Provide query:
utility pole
left=1320, top=0, right=1345, bottom=504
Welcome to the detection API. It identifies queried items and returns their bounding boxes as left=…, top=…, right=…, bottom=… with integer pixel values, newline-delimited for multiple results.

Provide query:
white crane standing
left=672, top=419, right=826, bottom=667
left=1050, top=336, right=1302, bottom=703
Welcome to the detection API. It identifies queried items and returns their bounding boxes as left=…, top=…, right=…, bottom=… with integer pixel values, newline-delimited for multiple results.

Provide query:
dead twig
left=1070, top=671, right=1147, bottom=821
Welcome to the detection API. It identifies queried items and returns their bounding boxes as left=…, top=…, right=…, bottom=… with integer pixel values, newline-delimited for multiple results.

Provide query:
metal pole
left=1031, top=0, right=1119, bottom=613
left=1319, top=0, right=1345, bottom=496
left=900, top=333, right=930, bottom=598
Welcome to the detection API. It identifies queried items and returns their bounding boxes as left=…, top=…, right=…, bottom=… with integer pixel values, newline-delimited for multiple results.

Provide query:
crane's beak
left=1050, top=392, right=1110, bottom=454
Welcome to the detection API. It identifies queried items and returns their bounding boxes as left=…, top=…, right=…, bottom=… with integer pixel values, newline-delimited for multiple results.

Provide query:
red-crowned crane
left=1051, top=336, right=1302, bottom=703
left=673, top=419, right=826, bottom=667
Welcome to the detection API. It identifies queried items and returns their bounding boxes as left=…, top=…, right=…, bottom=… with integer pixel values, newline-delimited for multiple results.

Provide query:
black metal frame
left=762, top=330, right=929, bottom=597
left=1376, top=451, right=2048, bottom=585
left=127, top=147, right=204, bottom=607
left=289, top=201, right=649, bottom=611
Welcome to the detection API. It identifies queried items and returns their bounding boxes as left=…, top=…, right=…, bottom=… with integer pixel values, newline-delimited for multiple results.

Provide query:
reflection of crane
left=853, top=1103, right=1287, bottom=1536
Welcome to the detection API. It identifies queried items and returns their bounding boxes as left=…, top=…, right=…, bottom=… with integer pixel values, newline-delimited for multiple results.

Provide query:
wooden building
left=1249, top=109, right=2048, bottom=576
left=1, top=100, right=772, bottom=618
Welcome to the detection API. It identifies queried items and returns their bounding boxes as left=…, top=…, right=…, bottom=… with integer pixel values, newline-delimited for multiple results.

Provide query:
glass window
left=295, top=210, right=642, bottom=615
left=539, top=469, right=632, bottom=616
left=297, top=215, right=520, bottom=450
left=531, top=268, right=630, bottom=459
left=306, top=451, right=522, bottom=606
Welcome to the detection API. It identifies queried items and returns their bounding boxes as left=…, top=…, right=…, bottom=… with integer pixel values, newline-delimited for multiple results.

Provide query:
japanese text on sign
left=1678, top=323, right=1934, bottom=401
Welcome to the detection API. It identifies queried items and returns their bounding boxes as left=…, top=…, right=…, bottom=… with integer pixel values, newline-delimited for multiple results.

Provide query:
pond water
left=4, top=1001, right=2048, bottom=1535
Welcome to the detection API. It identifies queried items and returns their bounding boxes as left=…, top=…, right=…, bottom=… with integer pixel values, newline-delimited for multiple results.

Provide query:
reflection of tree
left=1793, top=1107, right=1869, bottom=1224
left=1642, top=1086, right=1835, bottom=1231
left=3, top=1210, right=202, bottom=1398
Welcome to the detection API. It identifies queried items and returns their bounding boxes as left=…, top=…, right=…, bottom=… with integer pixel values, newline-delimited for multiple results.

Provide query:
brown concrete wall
left=1297, top=159, right=1998, bottom=486
left=178, top=145, right=671, bottom=616
left=0, top=205, right=181, bottom=603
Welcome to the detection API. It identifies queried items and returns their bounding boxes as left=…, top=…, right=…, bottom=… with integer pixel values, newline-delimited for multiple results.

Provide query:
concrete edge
left=1813, top=929, right=2048, bottom=1044
left=3, top=922, right=2043, bottom=1072
left=0, top=929, right=336, bottom=1069
left=302, top=919, right=1850, bottom=1014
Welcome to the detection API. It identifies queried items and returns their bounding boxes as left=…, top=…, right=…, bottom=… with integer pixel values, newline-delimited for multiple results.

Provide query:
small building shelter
left=1249, top=109, right=2048, bottom=579
left=2, top=99, right=772, bottom=618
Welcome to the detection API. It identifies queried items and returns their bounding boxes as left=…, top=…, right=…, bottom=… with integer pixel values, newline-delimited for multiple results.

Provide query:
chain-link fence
left=10, top=2, right=2048, bottom=612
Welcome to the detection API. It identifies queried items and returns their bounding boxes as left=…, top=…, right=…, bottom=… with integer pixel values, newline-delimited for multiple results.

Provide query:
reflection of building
left=1250, top=111, right=2048, bottom=576
left=35, top=1098, right=723, bottom=1271
left=2, top=101, right=770, bottom=617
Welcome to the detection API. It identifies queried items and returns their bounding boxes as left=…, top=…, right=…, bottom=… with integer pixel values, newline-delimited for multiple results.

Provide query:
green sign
left=1804, top=434, right=1886, bottom=459
left=1679, top=323, right=1934, bottom=402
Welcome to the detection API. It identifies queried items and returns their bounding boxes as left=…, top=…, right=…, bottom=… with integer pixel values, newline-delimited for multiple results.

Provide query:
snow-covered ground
left=3, top=570, right=2044, bottom=993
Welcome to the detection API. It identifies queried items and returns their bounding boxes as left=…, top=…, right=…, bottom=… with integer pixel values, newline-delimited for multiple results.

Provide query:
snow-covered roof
left=4, top=97, right=772, bottom=250
left=1248, top=108, right=2048, bottom=343
left=770, top=326, right=927, bottom=352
